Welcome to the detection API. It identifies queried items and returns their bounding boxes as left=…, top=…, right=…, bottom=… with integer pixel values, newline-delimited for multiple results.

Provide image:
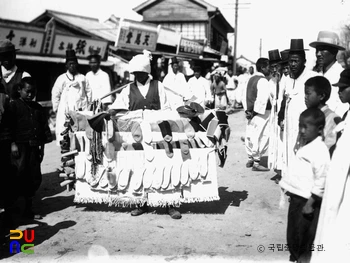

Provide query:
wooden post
left=233, top=0, right=239, bottom=75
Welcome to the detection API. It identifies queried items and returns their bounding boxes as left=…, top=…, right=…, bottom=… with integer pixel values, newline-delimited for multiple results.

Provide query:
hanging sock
left=107, top=170, right=118, bottom=190
left=99, top=170, right=109, bottom=188
left=179, top=139, right=191, bottom=162
left=131, top=121, right=143, bottom=143
left=180, top=160, right=189, bottom=186
left=189, top=156, right=200, bottom=181
left=143, top=163, right=156, bottom=189
left=171, top=162, right=181, bottom=188
left=181, top=118, right=197, bottom=148
left=152, top=164, right=165, bottom=190
left=158, top=120, right=174, bottom=158
left=200, top=112, right=215, bottom=130
left=161, top=163, right=173, bottom=190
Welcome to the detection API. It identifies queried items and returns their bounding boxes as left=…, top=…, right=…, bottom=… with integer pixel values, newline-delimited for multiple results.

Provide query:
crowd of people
left=1, top=27, right=350, bottom=262
left=242, top=30, right=350, bottom=263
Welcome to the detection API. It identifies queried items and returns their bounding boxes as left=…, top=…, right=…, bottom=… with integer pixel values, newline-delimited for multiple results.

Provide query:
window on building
left=161, top=22, right=206, bottom=40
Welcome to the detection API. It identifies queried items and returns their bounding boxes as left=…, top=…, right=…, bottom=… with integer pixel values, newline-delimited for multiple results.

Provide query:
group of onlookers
left=242, top=30, right=350, bottom=262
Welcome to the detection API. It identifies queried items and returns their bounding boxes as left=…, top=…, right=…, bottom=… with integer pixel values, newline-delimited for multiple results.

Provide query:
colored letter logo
left=9, top=230, right=35, bottom=254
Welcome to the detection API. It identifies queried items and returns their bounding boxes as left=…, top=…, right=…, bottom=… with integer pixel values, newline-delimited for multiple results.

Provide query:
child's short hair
left=304, top=76, right=331, bottom=104
left=12, top=77, right=37, bottom=99
left=300, top=107, right=325, bottom=129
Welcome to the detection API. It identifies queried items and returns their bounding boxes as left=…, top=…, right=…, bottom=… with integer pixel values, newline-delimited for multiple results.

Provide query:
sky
left=1, top=0, right=350, bottom=68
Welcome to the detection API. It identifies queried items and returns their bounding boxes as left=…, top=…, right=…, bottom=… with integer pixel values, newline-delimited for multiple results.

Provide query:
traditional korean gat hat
left=309, top=30, right=345, bottom=51
left=280, top=50, right=289, bottom=65
left=286, top=39, right=309, bottom=52
left=268, top=49, right=282, bottom=64
left=170, top=56, right=179, bottom=64
left=128, top=54, right=151, bottom=74
left=0, top=39, right=20, bottom=54
left=65, top=49, right=78, bottom=63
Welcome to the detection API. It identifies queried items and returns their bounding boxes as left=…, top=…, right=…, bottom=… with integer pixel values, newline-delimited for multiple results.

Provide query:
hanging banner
left=42, top=17, right=56, bottom=55
left=0, top=25, right=44, bottom=54
left=116, top=20, right=158, bottom=51
left=177, top=37, right=204, bottom=57
left=51, top=34, right=108, bottom=59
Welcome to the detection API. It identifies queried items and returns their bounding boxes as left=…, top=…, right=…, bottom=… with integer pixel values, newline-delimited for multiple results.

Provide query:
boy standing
left=10, top=77, right=52, bottom=219
left=304, top=76, right=340, bottom=151
left=279, top=108, right=330, bottom=263
left=311, top=69, right=350, bottom=263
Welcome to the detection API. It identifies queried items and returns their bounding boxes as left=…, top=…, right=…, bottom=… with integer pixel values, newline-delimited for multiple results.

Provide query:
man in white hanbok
left=162, top=57, right=192, bottom=110
left=279, top=39, right=319, bottom=179
left=51, top=50, right=91, bottom=145
left=267, top=50, right=284, bottom=177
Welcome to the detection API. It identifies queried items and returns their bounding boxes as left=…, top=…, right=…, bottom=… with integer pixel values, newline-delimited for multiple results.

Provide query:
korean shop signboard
left=116, top=20, right=158, bottom=51
left=51, top=34, right=108, bottom=59
left=177, top=37, right=204, bottom=57
left=0, top=25, right=44, bottom=54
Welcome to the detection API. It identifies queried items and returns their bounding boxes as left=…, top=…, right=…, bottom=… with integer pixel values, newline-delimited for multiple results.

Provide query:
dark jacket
left=9, top=99, right=52, bottom=145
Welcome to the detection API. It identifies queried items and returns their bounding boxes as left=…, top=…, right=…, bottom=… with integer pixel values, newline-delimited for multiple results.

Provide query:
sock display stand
left=59, top=109, right=230, bottom=207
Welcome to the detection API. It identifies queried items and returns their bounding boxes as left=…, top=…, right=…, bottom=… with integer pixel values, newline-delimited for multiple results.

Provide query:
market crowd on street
left=0, top=23, right=350, bottom=262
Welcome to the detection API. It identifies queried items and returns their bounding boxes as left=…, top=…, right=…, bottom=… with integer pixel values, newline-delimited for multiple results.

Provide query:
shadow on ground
left=0, top=220, right=76, bottom=260
left=74, top=187, right=249, bottom=216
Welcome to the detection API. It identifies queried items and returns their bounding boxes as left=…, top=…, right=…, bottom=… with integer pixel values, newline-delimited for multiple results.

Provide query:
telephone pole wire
left=233, top=0, right=238, bottom=75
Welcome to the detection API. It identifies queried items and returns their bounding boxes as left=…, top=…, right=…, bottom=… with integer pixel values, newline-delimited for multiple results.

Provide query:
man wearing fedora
left=278, top=39, right=319, bottom=188
left=51, top=49, right=91, bottom=145
left=0, top=40, right=30, bottom=117
left=309, top=30, right=348, bottom=118
left=267, top=50, right=284, bottom=179
left=244, top=57, right=271, bottom=172
left=86, top=49, right=112, bottom=110
left=0, top=39, right=30, bottom=97
left=162, top=57, right=193, bottom=111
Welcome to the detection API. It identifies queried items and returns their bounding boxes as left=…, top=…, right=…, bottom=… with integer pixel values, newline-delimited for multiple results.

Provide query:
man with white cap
left=109, top=53, right=169, bottom=111
left=309, top=30, right=348, bottom=118
left=108, top=53, right=186, bottom=219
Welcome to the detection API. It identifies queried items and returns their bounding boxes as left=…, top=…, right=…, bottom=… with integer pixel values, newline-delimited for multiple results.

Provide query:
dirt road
left=1, top=110, right=289, bottom=263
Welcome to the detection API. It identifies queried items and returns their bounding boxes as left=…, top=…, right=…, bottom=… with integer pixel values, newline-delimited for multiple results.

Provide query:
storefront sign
left=178, top=37, right=204, bottom=56
left=0, top=26, right=44, bottom=54
left=52, top=34, right=108, bottom=58
left=116, top=20, right=158, bottom=51
left=42, top=18, right=55, bottom=55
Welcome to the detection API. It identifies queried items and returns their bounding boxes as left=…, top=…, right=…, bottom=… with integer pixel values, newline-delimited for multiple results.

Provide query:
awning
left=16, top=54, right=115, bottom=67
left=203, top=46, right=223, bottom=56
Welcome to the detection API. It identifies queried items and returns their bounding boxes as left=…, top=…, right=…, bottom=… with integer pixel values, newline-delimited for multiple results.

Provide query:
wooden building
left=133, top=0, right=234, bottom=56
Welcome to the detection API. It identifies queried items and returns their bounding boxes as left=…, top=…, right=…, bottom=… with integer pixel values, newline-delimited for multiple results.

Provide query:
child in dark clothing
left=10, top=77, right=52, bottom=219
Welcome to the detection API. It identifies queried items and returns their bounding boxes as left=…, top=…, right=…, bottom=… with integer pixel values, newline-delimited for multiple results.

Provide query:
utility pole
left=259, top=38, right=262, bottom=57
left=233, top=0, right=238, bottom=75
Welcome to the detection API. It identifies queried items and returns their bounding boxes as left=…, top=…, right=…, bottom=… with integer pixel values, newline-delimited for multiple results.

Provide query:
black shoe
left=246, top=160, right=254, bottom=168
left=23, top=210, right=43, bottom=220
left=166, top=206, right=182, bottom=219
left=252, top=164, right=270, bottom=172
left=131, top=204, right=148, bottom=216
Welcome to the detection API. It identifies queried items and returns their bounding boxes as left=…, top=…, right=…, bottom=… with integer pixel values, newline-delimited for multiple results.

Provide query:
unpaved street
left=2, top=110, right=289, bottom=263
